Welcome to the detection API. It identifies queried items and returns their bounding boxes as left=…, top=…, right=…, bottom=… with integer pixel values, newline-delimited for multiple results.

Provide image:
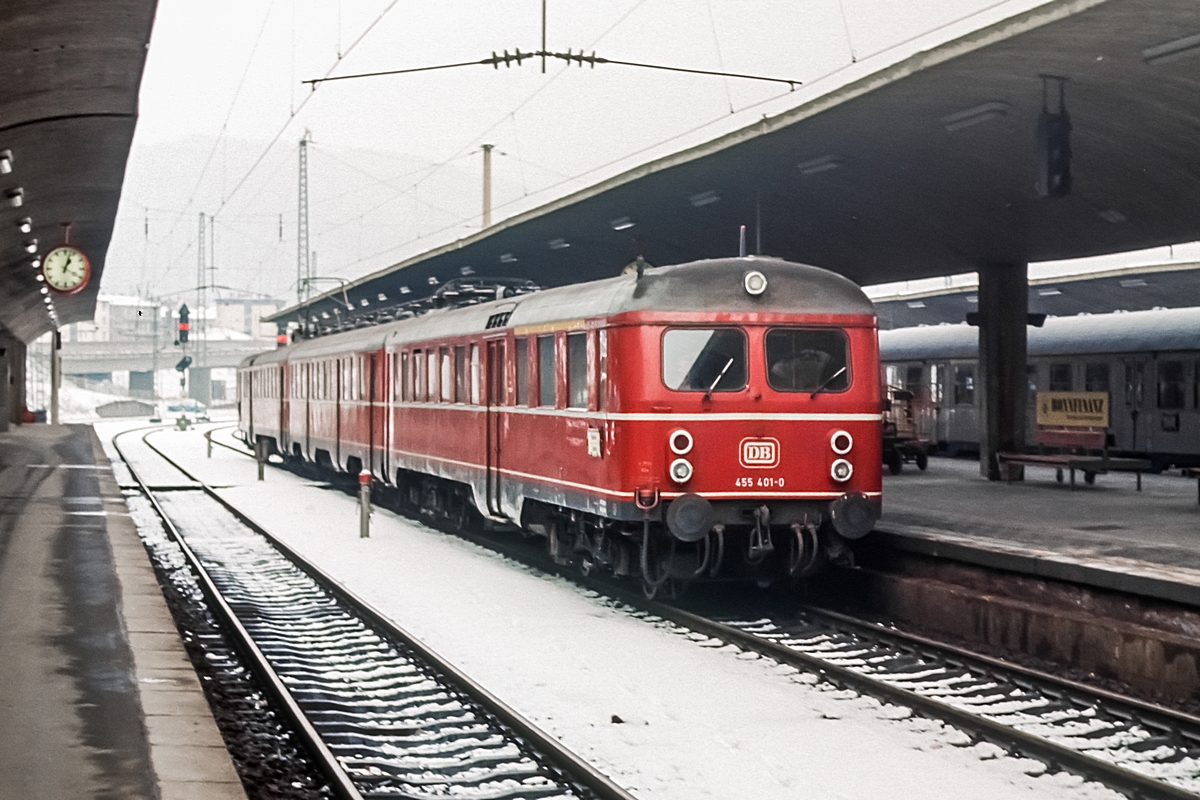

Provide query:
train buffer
left=997, top=451, right=1153, bottom=490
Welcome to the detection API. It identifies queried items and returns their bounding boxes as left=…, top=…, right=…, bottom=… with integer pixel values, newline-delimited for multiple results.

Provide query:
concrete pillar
left=977, top=261, right=1028, bottom=480
left=8, top=338, right=25, bottom=425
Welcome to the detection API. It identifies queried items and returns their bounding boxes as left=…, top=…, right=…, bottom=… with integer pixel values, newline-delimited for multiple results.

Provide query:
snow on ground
left=101, top=421, right=1125, bottom=800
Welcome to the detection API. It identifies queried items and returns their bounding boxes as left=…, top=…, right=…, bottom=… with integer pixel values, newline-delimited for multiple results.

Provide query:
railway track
left=185, top=425, right=1200, bottom=799
left=114, top=426, right=636, bottom=800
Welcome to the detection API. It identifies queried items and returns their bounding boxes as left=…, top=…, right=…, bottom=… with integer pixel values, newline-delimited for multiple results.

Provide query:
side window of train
left=567, top=332, right=587, bottom=409
left=413, top=350, right=424, bottom=401
left=455, top=346, right=467, bottom=404
left=440, top=347, right=453, bottom=402
left=470, top=344, right=480, bottom=405
left=764, top=328, right=848, bottom=393
left=597, top=329, right=607, bottom=412
left=538, top=334, right=556, bottom=407
left=953, top=366, right=974, bottom=405
left=904, top=366, right=922, bottom=394
left=399, top=353, right=408, bottom=402
left=427, top=350, right=439, bottom=402
left=1085, top=363, right=1110, bottom=392
left=515, top=337, right=530, bottom=405
left=1049, top=363, right=1072, bottom=392
left=1158, top=361, right=1185, bottom=410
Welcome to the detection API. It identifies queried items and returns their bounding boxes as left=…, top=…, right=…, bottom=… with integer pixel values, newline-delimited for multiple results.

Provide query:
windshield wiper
left=809, top=366, right=847, bottom=399
left=703, top=358, right=735, bottom=401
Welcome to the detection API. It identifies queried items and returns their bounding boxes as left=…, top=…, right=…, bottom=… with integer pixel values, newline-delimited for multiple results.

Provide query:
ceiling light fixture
left=940, top=102, right=1010, bottom=132
left=6, top=187, right=23, bottom=207
left=30, top=257, right=40, bottom=269
left=1037, top=288, right=1062, bottom=297
left=377, top=293, right=387, bottom=302
left=1119, top=278, right=1147, bottom=288
left=35, top=274, right=43, bottom=282
left=796, top=154, right=843, bottom=174
left=399, top=285, right=411, bottom=294
left=0, top=150, right=12, bottom=174
left=459, top=265, right=475, bottom=276
left=40, top=286, right=48, bottom=294
left=1143, top=32, right=1200, bottom=64
left=1098, top=209, right=1126, bottom=224
left=499, top=253, right=517, bottom=263
left=610, top=216, right=636, bottom=231
left=688, top=190, right=720, bottom=207
left=427, top=275, right=440, bottom=284
left=23, top=238, right=37, bottom=253
left=16, top=217, right=31, bottom=234
left=906, top=300, right=926, bottom=309
left=548, top=238, right=570, bottom=250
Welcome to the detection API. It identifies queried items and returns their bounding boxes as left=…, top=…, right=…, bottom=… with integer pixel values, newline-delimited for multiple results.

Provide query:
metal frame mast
left=298, top=131, right=310, bottom=306
left=197, top=212, right=206, bottom=367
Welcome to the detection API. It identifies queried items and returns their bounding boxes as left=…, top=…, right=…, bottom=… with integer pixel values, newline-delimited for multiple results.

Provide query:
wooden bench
left=997, top=452, right=1152, bottom=489
left=997, top=425, right=1151, bottom=490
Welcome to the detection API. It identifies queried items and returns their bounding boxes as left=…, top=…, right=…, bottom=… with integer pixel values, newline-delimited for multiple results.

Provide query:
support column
left=8, top=338, right=24, bottom=425
left=50, top=330, right=60, bottom=425
left=977, top=261, right=1028, bottom=480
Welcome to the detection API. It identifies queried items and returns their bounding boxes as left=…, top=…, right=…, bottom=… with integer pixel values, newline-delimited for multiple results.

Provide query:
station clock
left=42, top=246, right=91, bottom=294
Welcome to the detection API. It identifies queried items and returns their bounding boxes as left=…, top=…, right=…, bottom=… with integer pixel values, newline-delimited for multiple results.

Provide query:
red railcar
left=239, top=257, right=883, bottom=589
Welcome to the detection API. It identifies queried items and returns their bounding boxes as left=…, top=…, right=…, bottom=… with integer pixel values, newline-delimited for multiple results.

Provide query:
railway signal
left=177, top=304, right=190, bottom=344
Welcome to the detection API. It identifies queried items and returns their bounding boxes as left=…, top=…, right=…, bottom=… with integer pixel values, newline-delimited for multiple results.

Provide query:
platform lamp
left=1037, top=75, right=1071, bottom=198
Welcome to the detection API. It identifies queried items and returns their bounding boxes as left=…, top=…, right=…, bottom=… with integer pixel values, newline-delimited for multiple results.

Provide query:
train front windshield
left=662, top=328, right=748, bottom=392
left=764, top=328, right=850, bottom=393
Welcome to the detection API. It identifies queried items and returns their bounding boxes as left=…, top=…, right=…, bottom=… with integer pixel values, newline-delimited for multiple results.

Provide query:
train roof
left=879, top=306, right=1200, bottom=362
left=241, top=257, right=873, bottom=366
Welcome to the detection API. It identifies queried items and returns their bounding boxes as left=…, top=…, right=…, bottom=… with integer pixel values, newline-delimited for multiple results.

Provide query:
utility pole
left=298, top=131, right=311, bottom=304
left=197, top=212, right=206, bottom=369
left=49, top=330, right=60, bottom=425
left=481, top=144, right=494, bottom=228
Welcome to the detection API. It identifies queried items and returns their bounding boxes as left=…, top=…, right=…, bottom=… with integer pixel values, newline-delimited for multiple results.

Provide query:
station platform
left=0, top=424, right=243, bottom=800
left=877, top=456, right=1200, bottom=607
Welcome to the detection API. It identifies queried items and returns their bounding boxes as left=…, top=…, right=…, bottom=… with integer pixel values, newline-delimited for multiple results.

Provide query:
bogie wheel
left=915, top=452, right=928, bottom=471
left=886, top=451, right=903, bottom=475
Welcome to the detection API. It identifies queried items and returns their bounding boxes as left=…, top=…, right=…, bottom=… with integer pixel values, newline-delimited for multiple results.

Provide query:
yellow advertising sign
left=1036, top=391, right=1109, bottom=428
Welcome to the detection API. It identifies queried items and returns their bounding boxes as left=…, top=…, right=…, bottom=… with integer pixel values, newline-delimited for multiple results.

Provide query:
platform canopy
left=274, top=0, right=1200, bottom=331
left=0, top=1, right=156, bottom=342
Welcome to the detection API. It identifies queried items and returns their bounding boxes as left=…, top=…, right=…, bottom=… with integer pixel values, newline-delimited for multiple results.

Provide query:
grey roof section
left=873, top=261, right=1200, bottom=329
left=244, top=257, right=873, bottom=366
left=0, top=1, right=158, bottom=342
left=270, top=0, right=1200, bottom=335
left=879, top=306, right=1200, bottom=361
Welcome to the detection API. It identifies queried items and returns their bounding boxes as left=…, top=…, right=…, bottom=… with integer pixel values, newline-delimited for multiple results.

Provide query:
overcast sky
left=104, top=0, right=1188, bottom=307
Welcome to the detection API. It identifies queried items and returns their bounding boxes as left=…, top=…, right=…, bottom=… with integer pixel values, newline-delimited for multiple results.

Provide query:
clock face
left=43, top=246, right=90, bottom=294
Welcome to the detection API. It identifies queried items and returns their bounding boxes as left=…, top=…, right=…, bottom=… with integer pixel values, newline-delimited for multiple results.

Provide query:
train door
left=930, top=362, right=951, bottom=444
left=371, top=351, right=388, bottom=482
left=485, top=339, right=506, bottom=516
left=280, top=363, right=291, bottom=454
left=1123, top=359, right=1147, bottom=452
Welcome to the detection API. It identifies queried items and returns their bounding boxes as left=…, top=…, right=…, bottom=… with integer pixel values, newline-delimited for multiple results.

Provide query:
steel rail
left=136, top=428, right=639, bottom=800
left=161, top=428, right=1200, bottom=799
left=112, top=427, right=365, bottom=800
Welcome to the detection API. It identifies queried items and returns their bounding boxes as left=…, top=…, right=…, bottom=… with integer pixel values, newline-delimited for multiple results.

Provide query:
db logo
left=739, top=437, right=779, bottom=468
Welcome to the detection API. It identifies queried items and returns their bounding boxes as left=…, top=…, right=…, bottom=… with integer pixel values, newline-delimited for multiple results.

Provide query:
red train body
left=239, top=257, right=883, bottom=588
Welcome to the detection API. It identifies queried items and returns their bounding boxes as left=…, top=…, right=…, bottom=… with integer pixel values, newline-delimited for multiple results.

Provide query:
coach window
left=953, top=366, right=974, bottom=405
left=597, top=329, right=607, bottom=411
left=413, top=351, right=425, bottom=401
left=567, top=332, right=587, bottom=408
left=470, top=344, right=481, bottom=404
left=361, top=356, right=369, bottom=400
left=1085, top=363, right=1110, bottom=393
left=1158, top=361, right=1185, bottom=410
left=662, top=328, right=747, bottom=392
left=1049, top=363, right=1072, bottom=392
left=515, top=338, right=530, bottom=405
left=400, top=353, right=409, bottom=401
left=438, top=348, right=452, bottom=402
left=538, top=334, right=556, bottom=406
left=764, top=329, right=849, bottom=393
left=454, top=346, right=468, bottom=403
left=425, top=350, right=437, bottom=402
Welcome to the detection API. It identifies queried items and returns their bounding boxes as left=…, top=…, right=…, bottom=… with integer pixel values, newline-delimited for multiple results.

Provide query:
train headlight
left=830, top=430, right=853, bottom=455
left=669, top=458, right=694, bottom=484
left=743, top=270, right=768, bottom=296
left=830, top=458, right=853, bottom=482
left=669, top=429, right=693, bottom=455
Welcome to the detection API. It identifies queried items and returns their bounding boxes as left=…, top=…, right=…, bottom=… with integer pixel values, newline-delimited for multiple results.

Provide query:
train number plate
left=739, top=437, right=779, bottom=468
